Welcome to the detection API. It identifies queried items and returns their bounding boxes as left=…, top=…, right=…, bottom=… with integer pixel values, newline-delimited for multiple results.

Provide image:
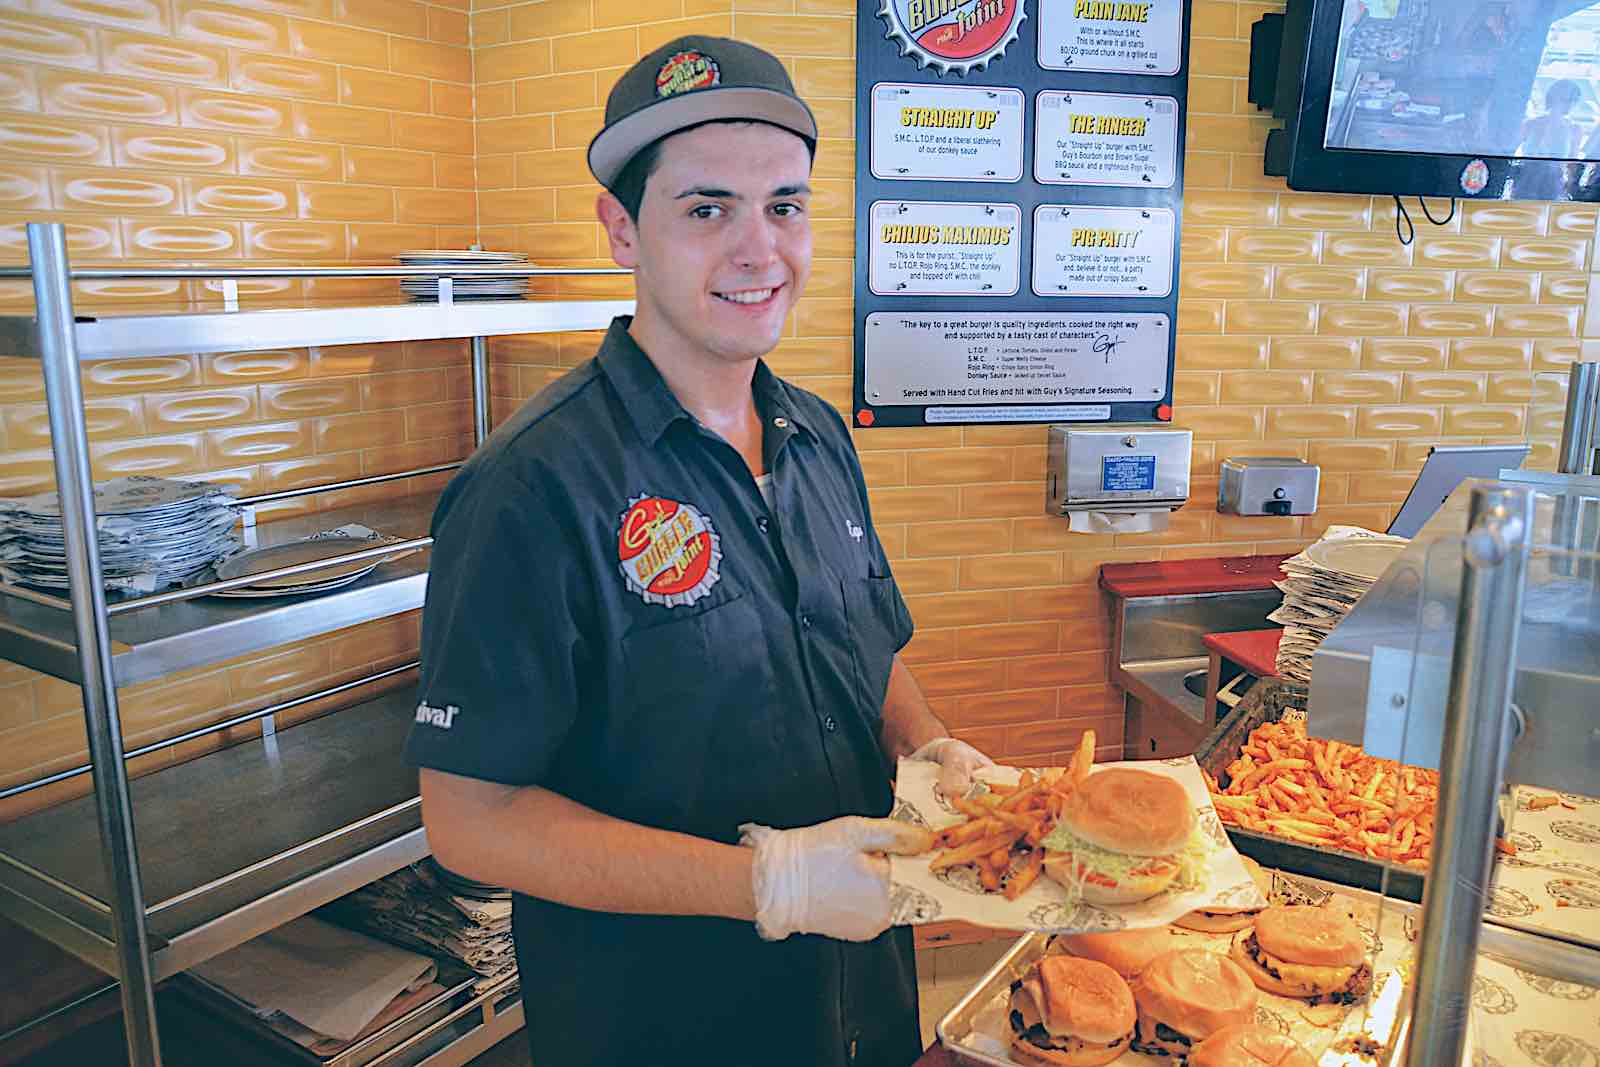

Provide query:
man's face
left=606, top=122, right=813, bottom=366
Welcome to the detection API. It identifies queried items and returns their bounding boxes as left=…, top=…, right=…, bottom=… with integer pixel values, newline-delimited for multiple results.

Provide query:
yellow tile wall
left=477, top=0, right=1588, bottom=770
left=0, top=0, right=476, bottom=816
left=0, top=0, right=1591, bottom=811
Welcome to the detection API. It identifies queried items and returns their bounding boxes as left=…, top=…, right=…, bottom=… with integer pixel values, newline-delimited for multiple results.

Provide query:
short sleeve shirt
left=405, top=318, right=921, bottom=1067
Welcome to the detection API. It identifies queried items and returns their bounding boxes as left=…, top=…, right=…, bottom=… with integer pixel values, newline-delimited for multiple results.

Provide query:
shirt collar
left=596, top=316, right=817, bottom=447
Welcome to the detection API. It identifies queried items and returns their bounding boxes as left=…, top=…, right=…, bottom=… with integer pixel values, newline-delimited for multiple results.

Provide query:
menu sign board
left=1035, top=91, right=1179, bottom=187
left=852, top=0, right=1192, bottom=428
left=863, top=311, right=1170, bottom=405
left=870, top=83, right=1026, bottom=182
left=869, top=201, right=1023, bottom=296
left=1037, top=0, right=1184, bottom=74
left=1031, top=205, right=1175, bottom=297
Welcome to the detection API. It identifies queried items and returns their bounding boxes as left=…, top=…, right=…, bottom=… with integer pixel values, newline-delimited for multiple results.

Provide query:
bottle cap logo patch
left=878, top=0, right=1027, bottom=75
left=656, top=51, right=720, bottom=97
left=617, top=495, right=722, bottom=607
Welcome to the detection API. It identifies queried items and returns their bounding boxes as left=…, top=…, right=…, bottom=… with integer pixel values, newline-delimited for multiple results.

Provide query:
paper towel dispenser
left=1045, top=425, right=1192, bottom=518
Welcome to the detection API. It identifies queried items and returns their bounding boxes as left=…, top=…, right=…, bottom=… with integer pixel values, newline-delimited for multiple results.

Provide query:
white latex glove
left=739, top=816, right=932, bottom=943
left=909, top=737, right=996, bottom=800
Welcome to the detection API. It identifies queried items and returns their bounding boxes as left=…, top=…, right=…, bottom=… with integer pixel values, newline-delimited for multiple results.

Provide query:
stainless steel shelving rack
left=0, top=222, right=634, bottom=1067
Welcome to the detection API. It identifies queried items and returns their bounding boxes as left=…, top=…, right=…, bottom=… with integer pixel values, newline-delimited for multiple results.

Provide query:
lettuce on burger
left=1038, top=768, right=1205, bottom=906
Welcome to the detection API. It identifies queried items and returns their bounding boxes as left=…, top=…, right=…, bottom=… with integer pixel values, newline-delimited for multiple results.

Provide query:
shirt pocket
left=613, top=591, right=781, bottom=835
left=841, top=576, right=911, bottom=722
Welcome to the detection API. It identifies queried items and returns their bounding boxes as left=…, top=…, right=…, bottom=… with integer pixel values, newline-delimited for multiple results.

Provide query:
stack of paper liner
left=892, top=756, right=1393, bottom=1065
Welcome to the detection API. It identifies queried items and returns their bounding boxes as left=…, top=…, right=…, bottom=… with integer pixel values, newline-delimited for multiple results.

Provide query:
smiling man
left=404, top=36, right=994, bottom=1067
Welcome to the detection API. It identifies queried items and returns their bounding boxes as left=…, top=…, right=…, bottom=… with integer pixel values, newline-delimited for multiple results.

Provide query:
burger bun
left=1190, top=1025, right=1318, bottom=1067
left=1054, top=927, right=1177, bottom=979
left=1175, top=857, right=1273, bottom=933
left=1061, top=768, right=1197, bottom=857
left=1042, top=853, right=1179, bottom=906
left=1253, top=906, right=1365, bottom=968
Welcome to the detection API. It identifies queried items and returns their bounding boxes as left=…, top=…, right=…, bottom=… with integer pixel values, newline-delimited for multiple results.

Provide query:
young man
left=405, top=37, right=993, bottom=1067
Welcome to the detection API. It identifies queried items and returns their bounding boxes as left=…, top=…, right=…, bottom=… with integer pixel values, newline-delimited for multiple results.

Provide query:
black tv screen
left=1265, top=0, right=1600, bottom=200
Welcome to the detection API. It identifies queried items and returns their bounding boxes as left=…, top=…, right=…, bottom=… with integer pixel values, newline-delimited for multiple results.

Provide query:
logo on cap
left=656, top=50, right=720, bottom=98
left=617, top=494, right=723, bottom=607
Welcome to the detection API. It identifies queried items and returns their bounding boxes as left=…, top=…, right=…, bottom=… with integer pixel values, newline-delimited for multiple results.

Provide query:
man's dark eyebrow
left=672, top=183, right=812, bottom=200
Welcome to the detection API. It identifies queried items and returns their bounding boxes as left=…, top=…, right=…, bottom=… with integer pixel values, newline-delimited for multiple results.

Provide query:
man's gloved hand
left=909, top=737, right=996, bottom=801
left=739, top=816, right=932, bottom=943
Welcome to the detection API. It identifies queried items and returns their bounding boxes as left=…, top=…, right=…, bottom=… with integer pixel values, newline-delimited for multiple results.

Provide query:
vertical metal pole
left=28, top=223, right=162, bottom=1067
left=470, top=335, right=490, bottom=445
left=1404, top=485, right=1532, bottom=1067
left=1556, top=361, right=1599, bottom=475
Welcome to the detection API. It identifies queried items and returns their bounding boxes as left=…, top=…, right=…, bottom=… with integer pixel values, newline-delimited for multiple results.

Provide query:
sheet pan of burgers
left=888, top=752, right=1267, bottom=932
left=934, top=858, right=1406, bottom=1066
left=936, top=862, right=1600, bottom=1067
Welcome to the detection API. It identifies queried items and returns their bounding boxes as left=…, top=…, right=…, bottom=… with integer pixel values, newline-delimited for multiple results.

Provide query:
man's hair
left=606, top=120, right=817, bottom=222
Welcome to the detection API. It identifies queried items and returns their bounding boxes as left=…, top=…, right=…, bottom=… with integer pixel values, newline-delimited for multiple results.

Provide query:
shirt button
left=756, top=515, right=770, bottom=533
left=800, top=614, right=813, bottom=630
left=824, top=715, right=838, bottom=732
left=773, top=416, right=789, bottom=429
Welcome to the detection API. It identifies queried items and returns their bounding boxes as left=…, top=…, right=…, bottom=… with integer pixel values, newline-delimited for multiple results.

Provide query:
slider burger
left=1228, top=905, right=1374, bottom=1005
left=1174, top=856, right=1273, bottom=934
left=1190, top=1024, right=1317, bottom=1067
left=1052, top=927, right=1176, bottom=980
left=1130, top=948, right=1258, bottom=1058
left=1039, top=768, right=1202, bottom=905
left=1007, top=955, right=1137, bottom=1067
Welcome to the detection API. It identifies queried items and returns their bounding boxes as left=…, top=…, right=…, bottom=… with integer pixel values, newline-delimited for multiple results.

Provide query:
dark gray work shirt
left=405, top=317, right=921, bottom=1067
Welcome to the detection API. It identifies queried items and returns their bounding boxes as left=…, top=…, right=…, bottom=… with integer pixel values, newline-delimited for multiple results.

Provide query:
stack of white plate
left=0, top=476, right=240, bottom=594
left=396, top=249, right=528, bottom=301
left=1268, top=528, right=1410, bottom=685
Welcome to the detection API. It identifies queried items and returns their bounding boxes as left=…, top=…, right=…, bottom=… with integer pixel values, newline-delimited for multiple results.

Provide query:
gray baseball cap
left=587, top=35, right=818, bottom=188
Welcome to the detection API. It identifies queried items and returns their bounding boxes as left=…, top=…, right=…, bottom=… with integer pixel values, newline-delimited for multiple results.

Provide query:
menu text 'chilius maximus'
left=879, top=224, right=1015, bottom=245
left=1074, top=0, right=1150, bottom=20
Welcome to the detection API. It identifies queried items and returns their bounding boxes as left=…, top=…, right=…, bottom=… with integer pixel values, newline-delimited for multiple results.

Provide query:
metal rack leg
left=1404, top=485, right=1532, bottom=1067
left=28, top=222, right=163, bottom=1067
left=470, top=336, right=490, bottom=445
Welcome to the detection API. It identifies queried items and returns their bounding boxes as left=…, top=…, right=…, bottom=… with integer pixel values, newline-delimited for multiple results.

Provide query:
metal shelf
left=0, top=489, right=443, bottom=687
left=0, top=687, right=425, bottom=983
left=0, top=297, right=633, bottom=361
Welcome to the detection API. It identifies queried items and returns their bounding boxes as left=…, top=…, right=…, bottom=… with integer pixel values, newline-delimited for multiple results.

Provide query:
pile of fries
left=1204, top=718, right=1440, bottom=868
left=921, top=732, right=1097, bottom=899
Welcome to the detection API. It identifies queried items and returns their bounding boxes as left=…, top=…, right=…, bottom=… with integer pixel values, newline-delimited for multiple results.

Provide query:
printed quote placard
left=1032, top=205, right=1175, bottom=297
left=869, top=201, right=1022, bottom=296
left=1035, top=91, right=1179, bottom=187
left=871, top=82, right=1025, bottom=182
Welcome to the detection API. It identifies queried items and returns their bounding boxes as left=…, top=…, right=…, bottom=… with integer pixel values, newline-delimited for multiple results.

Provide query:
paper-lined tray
left=888, top=756, right=1264, bottom=933
left=1492, top=785, right=1600, bottom=949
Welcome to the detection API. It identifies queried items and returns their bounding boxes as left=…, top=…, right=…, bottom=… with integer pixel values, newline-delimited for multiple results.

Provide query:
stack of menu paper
left=1270, top=526, right=1410, bottom=686
left=319, top=859, right=516, bottom=989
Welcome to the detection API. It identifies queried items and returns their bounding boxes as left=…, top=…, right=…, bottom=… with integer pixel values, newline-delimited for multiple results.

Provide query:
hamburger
left=1228, top=905, right=1374, bottom=1005
left=1190, top=1024, right=1318, bottom=1067
left=1052, top=926, right=1176, bottom=980
left=1006, top=955, right=1137, bottom=1067
left=1130, top=948, right=1258, bottom=1058
left=1038, top=768, right=1201, bottom=906
left=1174, top=856, right=1273, bottom=933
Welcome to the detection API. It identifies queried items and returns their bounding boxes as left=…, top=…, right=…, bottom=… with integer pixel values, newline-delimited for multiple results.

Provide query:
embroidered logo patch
left=656, top=50, right=719, bottom=98
left=617, top=494, right=722, bottom=607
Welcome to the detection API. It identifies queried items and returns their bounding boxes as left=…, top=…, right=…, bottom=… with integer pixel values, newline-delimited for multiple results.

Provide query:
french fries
left=913, top=731, right=1096, bottom=899
left=1209, top=718, right=1440, bottom=869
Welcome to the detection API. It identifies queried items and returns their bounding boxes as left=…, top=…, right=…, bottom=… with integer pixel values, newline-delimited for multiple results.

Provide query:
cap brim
left=587, top=86, right=818, bottom=186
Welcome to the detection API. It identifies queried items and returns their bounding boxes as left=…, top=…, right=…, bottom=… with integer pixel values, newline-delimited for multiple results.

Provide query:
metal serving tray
left=1192, top=678, right=1426, bottom=903
left=936, top=869, right=1600, bottom=1067
left=934, top=868, right=1411, bottom=1067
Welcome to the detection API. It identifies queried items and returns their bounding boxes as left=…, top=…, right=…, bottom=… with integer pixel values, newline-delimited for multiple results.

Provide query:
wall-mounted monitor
left=1254, top=0, right=1600, bottom=201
